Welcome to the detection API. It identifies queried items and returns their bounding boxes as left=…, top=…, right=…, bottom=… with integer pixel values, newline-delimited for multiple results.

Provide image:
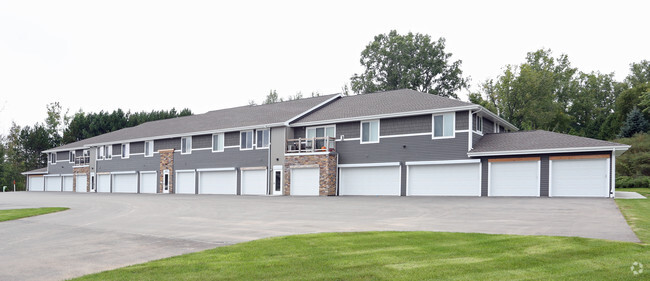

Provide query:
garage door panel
left=97, top=174, right=111, bottom=193
left=63, top=176, right=73, bottom=192
left=551, top=159, right=609, bottom=197
left=176, top=171, right=196, bottom=194
left=241, top=169, right=267, bottom=195
left=408, top=163, right=480, bottom=196
left=291, top=168, right=320, bottom=196
left=199, top=171, right=237, bottom=194
left=339, top=166, right=400, bottom=196
left=75, top=175, right=87, bottom=192
left=29, top=177, right=44, bottom=191
left=45, top=176, right=62, bottom=192
left=490, top=161, right=539, bottom=197
left=113, top=174, right=138, bottom=193
left=140, top=172, right=157, bottom=194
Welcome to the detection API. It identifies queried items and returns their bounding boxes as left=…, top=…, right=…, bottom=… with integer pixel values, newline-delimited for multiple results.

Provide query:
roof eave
left=467, top=145, right=631, bottom=157
left=474, top=106, right=519, bottom=131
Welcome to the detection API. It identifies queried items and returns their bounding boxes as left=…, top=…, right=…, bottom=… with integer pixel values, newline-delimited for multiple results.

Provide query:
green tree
left=263, top=90, right=282, bottom=104
left=619, top=107, right=648, bottom=138
left=44, top=102, right=70, bottom=147
left=350, top=30, right=468, bottom=98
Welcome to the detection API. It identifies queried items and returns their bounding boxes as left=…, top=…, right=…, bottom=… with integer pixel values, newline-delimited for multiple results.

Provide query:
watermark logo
left=631, top=262, right=644, bottom=275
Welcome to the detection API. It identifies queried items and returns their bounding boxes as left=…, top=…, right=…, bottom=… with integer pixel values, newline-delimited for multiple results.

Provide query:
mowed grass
left=75, top=231, right=648, bottom=281
left=0, top=207, right=68, bottom=222
left=616, top=187, right=650, bottom=244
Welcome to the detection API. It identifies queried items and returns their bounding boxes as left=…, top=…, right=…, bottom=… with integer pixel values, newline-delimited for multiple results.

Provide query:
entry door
left=272, top=166, right=283, bottom=195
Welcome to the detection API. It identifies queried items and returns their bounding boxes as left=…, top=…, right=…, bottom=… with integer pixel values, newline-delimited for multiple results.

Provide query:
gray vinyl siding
left=270, top=127, right=285, bottom=167
left=380, top=115, right=431, bottom=136
left=540, top=155, right=549, bottom=196
left=483, top=119, right=494, bottom=134
left=48, top=161, right=74, bottom=174
left=192, top=134, right=212, bottom=149
left=57, top=151, right=69, bottom=161
left=336, top=122, right=359, bottom=139
left=400, top=164, right=407, bottom=196
left=75, top=149, right=84, bottom=156
left=112, top=144, right=121, bottom=156
left=174, top=148, right=268, bottom=170
left=480, top=158, right=488, bottom=196
left=225, top=132, right=239, bottom=147
left=337, top=132, right=470, bottom=164
left=131, top=141, right=144, bottom=154
left=154, top=137, right=181, bottom=151
left=455, top=111, right=469, bottom=130
left=97, top=154, right=160, bottom=172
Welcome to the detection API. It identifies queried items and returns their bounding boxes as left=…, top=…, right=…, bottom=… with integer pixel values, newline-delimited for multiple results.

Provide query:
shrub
left=616, top=176, right=650, bottom=188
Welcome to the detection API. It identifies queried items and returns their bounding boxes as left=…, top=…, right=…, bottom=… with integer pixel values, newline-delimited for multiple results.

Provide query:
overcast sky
left=1, top=0, right=648, bottom=135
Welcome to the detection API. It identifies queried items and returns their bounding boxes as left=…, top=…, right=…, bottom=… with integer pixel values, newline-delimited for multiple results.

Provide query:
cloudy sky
left=0, top=0, right=647, bottom=135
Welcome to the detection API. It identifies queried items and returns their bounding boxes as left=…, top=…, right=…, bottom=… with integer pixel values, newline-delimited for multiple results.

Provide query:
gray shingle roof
left=21, top=167, right=48, bottom=175
left=293, top=89, right=475, bottom=124
left=47, top=94, right=337, bottom=152
left=470, top=130, right=629, bottom=155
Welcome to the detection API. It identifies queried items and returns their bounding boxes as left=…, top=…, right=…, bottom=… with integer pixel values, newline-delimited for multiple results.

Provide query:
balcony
left=74, top=155, right=90, bottom=166
left=286, top=137, right=336, bottom=154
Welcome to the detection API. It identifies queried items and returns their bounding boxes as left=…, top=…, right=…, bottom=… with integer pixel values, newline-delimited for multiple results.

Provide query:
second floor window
left=181, top=137, right=192, bottom=154
left=121, top=143, right=130, bottom=159
left=433, top=113, right=454, bottom=138
left=69, top=151, right=75, bottom=163
left=212, top=134, right=224, bottom=152
left=361, top=120, right=379, bottom=143
left=474, top=114, right=483, bottom=133
left=240, top=131, right=253, bottom=150
left=105, top=145, right=112, bottom=160
left=256, top=129, right=270, bottom=148
left=98, top=146, right=105, bottom=160
left=50, top=153, right=57, bottom=164
left=145, top=140, right=154, bottom=157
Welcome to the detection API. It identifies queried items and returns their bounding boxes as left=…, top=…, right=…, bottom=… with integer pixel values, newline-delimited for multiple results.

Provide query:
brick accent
left=159, top=149, right=174, bottom=193
left=72, top=166, right=90, bottom=192
left=284, top=153, right=337, bottom=196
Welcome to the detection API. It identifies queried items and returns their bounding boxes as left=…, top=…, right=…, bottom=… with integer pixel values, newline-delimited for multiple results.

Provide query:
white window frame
left=50, top=153, right=57, bottom=164
left=256, top=129, right=270, bottom=149
left=105, top=145, right=112, bottom=160
left=360, top=120, right=380, bottom=144
left=432, top=113, right=456, bottom=139
left=494, top=123, right=500, bottom=133
left=144, top=140, right=154, bottom=157
left=69, top=151, right=75, bottom=163
left=212, top=133, right=224, bottom=152
left=97, top=146, right=104, bottom=160
left=240, top=130, right=254, bottom=150
left=306, top=125, right=336, bottom=139
left=121, top=143, right=130, bottom=159
left=181, top=137, right=192, bottom=155
left=474, top=114, right=483, bottom=134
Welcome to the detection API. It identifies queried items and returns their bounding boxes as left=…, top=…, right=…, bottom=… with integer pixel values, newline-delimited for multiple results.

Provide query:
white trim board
left=196, top=167, right=236, bottom=172
left=468, top=146, right=630, bottom=157
left=284, top=94, right=342, bottom=125
left=338, top=162, right=400, bottom=168
left=405, top=159, right=480, bottom=166
left=111, top=171, right=137, bottom=175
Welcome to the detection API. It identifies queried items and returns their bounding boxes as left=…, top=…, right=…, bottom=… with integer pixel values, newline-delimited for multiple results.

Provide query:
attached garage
left=176, top=170, right=196, bottom=194
left=550, top=155, right=610, bottom=197
left=140, top=171, right=158, bottom=194
left=198, top=169, right=237, bottom=195
left=489, top=158, right=539, bottom=197
left=241, top=168, right=267, bottom=195
left=97, top=174, right=111, bottom=193
left=339, top=163, right=401, bottom=196
left=29, top=176, right=45, bottom=191
left=45, top=175, right=62, bottom=192
left=63, top=175, right=73, bottom=192
left=75, top=174, right=87, bottom=192
left=407, top=161, right=481, bottom=196
left=290, top=167, right=320, bottom=196
left=112, top=173, right=138, bottom=193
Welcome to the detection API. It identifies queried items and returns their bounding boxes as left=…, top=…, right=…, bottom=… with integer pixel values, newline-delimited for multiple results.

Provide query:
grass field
left=0, top=207, right=68, bottom=222
left=75, top=190, right=650, bottom=281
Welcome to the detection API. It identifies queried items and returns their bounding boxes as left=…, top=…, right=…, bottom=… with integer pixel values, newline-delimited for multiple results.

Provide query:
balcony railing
left=286, top=137, right=336, bottom=154
left=74, top=155, right=90, bottom=166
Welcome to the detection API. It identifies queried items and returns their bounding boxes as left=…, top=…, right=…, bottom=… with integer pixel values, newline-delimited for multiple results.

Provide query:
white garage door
left=97, top=174, right=111, bottom=193
left=408, top=163, right=480, bottom=196
left=339, top=165, right=401, bottom=196
left=29, top=176, right=44, bottom=191
left=63, top=176, right=73, bottom=192
left=551, top=157, right=610, bottom=197
left=45, top=176, right=62, bottom=192
left=176, top=171, right=196, bottom=194
left=291, top=168, right=320, bottom=196
left=489, top=160, right=539, bottom=197
left=140, top=172, right=158, bottom=194
left=241, top=169, right=267, bottom=195
left=199, top=170, right=237, bottom=194
left=75, top=175, right=87, bottom=192
left=113, top=173, right=138, bottom=193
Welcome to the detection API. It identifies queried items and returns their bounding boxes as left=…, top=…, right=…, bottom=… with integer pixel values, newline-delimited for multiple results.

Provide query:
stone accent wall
left=73, top=166, right=90, bottom=192
left=284, top=153, right=337, bottom=196
left=159, top=149, right=174, bottom=193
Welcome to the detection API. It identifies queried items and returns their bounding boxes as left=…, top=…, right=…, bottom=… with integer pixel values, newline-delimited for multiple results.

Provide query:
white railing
left=286, top=137, right=336, bottom=153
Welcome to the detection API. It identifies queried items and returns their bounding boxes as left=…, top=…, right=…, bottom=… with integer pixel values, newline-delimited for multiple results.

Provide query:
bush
left=616, top=176, right=650, bottom=188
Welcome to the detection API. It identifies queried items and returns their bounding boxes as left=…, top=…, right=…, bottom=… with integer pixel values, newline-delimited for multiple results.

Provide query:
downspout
left=266, top=125, right=272, bottom=196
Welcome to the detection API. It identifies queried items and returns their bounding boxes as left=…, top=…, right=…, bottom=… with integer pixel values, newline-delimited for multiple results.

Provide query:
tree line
left=0, top=106, right=191, bottom=190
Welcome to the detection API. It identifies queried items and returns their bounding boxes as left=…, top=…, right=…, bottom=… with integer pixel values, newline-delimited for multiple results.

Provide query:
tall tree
left=350, top=30, right=468, bottom=98
left=263, top=90, right=282, bottom=104
left=619, top=107, right=648, bottom=138
left=44, top=102, right=69, bottom=147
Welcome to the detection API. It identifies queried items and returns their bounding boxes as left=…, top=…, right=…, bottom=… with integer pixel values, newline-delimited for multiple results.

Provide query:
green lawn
left=0, top=207, right=68, bottom=222
left=616, top=187, right=650, bottom=244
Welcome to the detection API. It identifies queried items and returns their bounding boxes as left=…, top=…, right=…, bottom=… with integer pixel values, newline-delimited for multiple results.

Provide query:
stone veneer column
left=159, top=149, right=174, bottom=193
left=284, top=153, right=337, bottom=196
left=72, top=166, right=90, bottom=192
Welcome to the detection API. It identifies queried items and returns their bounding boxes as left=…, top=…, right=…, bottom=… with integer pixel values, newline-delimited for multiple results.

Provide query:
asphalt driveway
left=0, top=192, right=639, bottom=281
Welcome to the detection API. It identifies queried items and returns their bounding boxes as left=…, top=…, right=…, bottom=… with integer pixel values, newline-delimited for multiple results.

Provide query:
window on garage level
left=256, top=129, right=270, bottom=148
left=181, top=137, right=192, bottom=154
left=212, top=133, right=224, bottom=152
left=121, top=143, right=130, bottom=159
left=145, top=140, right=154, bottom=157
left=240, top=131, right=253, bottom=150
left=433, top=113, right=454, bottom=138
left=361, top=120, right=379, bottom=143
